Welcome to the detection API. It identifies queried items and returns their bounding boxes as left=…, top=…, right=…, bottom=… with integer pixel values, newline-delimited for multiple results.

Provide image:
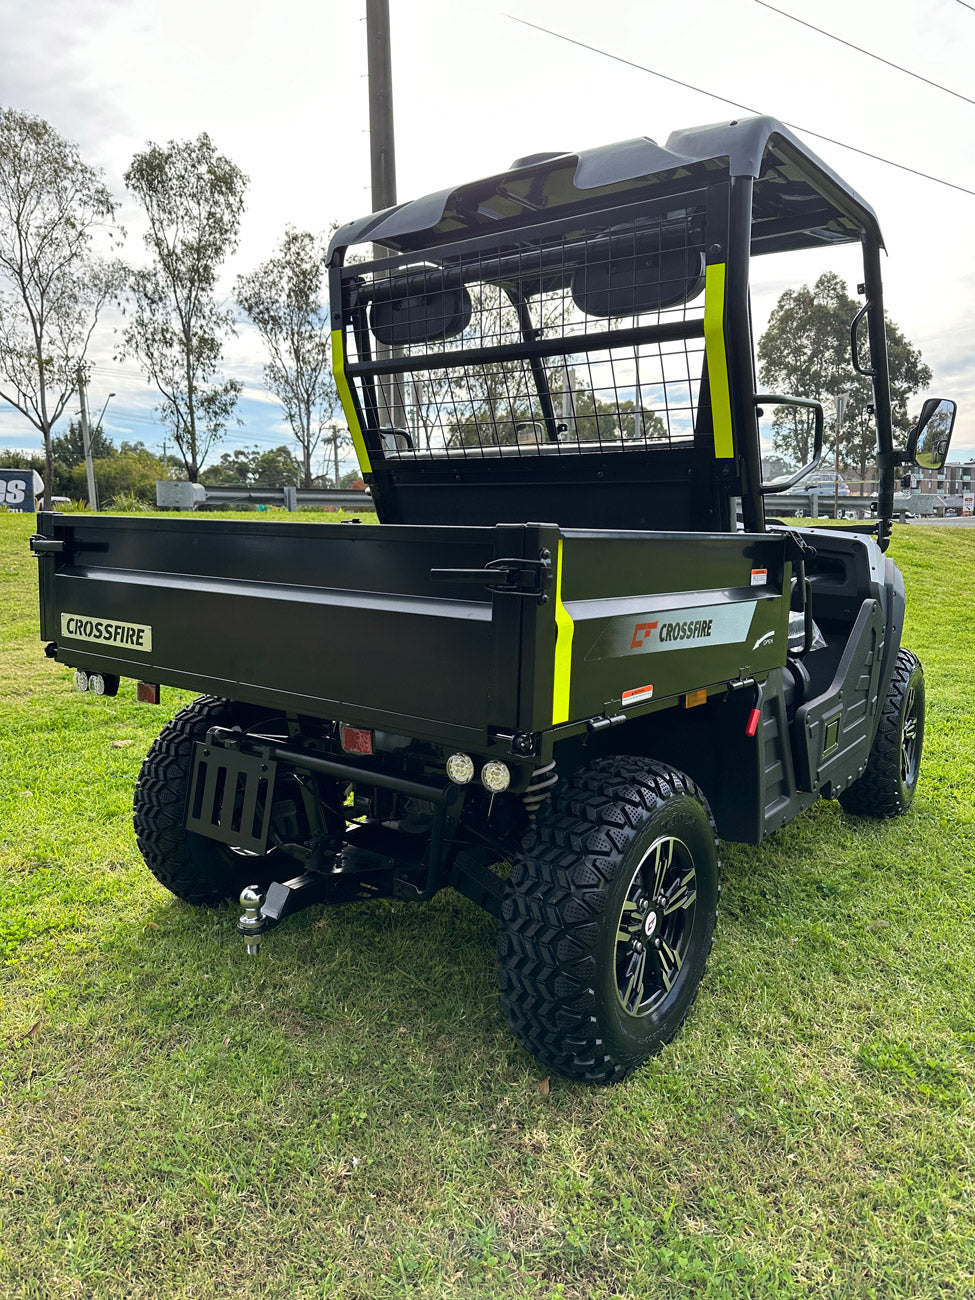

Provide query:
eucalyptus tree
left=235, top=227, right=345, bottom=487
left=758, top=272, right=930, bottom=489
left=0, top=108, right=124, bottom=498
left=124, top=134, right=247, bottom=481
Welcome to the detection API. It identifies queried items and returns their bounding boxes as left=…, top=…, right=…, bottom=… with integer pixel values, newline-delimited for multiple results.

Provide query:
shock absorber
left=522, top=760, right=558, bottom=817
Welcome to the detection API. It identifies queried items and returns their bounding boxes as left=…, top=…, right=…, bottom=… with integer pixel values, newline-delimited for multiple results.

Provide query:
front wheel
left=497, top=757, right=720, bottom=1084
left=839, top=649, right=925, bottom=818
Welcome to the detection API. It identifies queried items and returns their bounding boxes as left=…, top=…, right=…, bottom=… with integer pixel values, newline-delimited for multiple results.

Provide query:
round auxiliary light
left=445, top=752, right=475, bottom=785
left=481, top=760, right=511, bottom=794
left=89, top=673, right=106, bottom=696
left=74, top=670, right=89, bottom=692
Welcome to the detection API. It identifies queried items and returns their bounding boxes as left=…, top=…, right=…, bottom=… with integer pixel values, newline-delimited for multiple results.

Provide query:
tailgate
left=34, top=514, right=541, bottom=747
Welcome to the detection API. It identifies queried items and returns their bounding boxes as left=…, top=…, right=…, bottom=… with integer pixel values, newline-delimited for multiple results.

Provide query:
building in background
left=916, top=459, right=975, bottom=503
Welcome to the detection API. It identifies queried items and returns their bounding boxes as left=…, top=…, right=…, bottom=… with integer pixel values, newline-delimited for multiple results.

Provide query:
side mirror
left=905, top=398, right=956, bottom=470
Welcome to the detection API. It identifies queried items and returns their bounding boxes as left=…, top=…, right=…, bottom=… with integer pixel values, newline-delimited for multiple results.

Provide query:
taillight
left=339, top=724, right=374, bottom=756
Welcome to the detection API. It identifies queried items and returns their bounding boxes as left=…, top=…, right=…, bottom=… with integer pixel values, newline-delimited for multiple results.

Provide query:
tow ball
left=236, top=871, right=331, bottom=956
left=235, top=848, right=404, bottom=954
left=238, top=886, right=265, bottom=956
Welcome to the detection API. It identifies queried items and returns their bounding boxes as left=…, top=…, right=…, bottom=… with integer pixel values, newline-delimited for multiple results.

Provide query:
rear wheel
left=497, top=756, right=720, bottom=1084
left=134, top=696, right=304, bottom=905
left=839, top=649, right=925, bottom=818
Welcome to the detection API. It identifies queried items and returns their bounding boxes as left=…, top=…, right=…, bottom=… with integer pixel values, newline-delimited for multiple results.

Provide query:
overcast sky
left=1, top=0, right=973, bottom=473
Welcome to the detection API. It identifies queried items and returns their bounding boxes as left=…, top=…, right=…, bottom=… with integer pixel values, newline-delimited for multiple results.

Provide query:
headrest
left=370, top=280, right=473, bottom=346
left=571, top=228, right=705, bottom=317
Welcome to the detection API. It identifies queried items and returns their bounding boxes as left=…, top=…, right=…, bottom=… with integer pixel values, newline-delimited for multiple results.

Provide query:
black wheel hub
left=615, top=835, right=698, bottom=1019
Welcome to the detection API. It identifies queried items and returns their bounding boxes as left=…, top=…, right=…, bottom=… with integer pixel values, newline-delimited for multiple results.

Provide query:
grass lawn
left=1, top=509, right=973, bottom=1299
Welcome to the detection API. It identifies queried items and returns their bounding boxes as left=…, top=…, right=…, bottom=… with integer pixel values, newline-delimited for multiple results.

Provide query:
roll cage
left=329, top=116, right=897, bottom=545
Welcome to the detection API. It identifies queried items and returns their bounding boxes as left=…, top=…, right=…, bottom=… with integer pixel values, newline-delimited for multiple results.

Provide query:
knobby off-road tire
left=839, top=649, right=925, bottom=819
left=133, top=695, right=283, bottom=906
left=497, top=756, right=720, bottom=1084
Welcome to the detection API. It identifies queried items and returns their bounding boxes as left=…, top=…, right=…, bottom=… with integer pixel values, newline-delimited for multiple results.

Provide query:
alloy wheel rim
left=614, top=835, right=698, bottom=1019
left=901, top=683, right=920, bottom=786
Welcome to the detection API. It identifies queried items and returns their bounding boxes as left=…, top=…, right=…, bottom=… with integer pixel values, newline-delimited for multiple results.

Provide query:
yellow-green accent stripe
left=552, top=538, right=574, bottom=725
left=331, top=328, right=373, bottom=475
left=703, top=263, right=734, bottom=460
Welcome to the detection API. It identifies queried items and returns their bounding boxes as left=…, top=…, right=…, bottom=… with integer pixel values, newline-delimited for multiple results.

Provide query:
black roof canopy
left=330, top=115, right=882, bottom=262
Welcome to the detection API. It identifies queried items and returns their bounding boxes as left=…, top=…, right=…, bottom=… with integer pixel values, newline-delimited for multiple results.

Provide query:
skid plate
left=185, top=743, right=278, bottom=853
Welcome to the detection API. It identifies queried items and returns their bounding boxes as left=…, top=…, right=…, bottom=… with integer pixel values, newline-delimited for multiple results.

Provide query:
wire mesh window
left=343, top=210, right=709, bottom=460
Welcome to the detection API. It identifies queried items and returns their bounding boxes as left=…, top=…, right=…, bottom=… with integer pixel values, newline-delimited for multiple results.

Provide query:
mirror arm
left=757, top=395, right=825, bottom=494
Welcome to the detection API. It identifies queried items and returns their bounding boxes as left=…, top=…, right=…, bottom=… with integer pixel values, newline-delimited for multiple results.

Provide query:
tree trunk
left=43, top=426, right=54, bottom=505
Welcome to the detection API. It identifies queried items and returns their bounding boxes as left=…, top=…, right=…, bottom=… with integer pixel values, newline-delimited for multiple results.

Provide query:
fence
left=156, top=482, right=373, bottom=512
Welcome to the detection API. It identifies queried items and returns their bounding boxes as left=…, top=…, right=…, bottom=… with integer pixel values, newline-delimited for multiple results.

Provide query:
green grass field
left=1, top=509, right=973, bottom=1299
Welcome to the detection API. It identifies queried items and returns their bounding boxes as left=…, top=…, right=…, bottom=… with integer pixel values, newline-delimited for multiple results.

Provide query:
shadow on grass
left=83, top=882, right=542, bottom=1102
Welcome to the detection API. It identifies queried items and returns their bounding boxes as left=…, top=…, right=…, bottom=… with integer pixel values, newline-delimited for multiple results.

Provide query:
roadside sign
left=963, top=491, right=974, bottom=517
left=0, top=469, right=43, bottom=512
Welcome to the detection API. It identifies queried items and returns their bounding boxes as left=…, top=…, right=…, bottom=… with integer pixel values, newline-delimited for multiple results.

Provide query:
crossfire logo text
left=630, top=618, right=715, bottom=650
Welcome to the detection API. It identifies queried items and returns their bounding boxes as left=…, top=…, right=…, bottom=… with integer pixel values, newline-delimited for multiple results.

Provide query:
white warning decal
left=750, top=568, right=768, bottom=586
left=61, top=613, right=153, bottom=652
left=622, top=683, right=654, bottom=706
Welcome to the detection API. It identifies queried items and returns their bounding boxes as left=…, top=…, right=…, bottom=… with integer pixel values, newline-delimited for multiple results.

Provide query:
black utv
left=34, top=116, right=955, bottom=1082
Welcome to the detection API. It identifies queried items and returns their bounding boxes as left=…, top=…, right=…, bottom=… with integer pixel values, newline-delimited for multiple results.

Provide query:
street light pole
left=95, top=392, right=116, bottom=432
left=76, top=366, right=98, bottom=512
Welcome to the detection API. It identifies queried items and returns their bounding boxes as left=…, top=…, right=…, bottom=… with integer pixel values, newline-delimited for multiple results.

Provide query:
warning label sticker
left=60, top=613, right=153, bottom=652
left=750, top=568, right=768, bottom=586
left=622, top=683, right=654, bottom=706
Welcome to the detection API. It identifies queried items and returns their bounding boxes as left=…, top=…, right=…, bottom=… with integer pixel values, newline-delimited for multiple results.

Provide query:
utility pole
left=366, top=0, right=396, bottom=212
left=76, top=365, right=98, bottom=511
left=366, top=0, right=404, bottom=431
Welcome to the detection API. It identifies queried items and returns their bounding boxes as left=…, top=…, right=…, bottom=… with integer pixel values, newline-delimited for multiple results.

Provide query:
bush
left=68, top=449, right=165, bottom=505
left=107, top=492, right=151, bottom=513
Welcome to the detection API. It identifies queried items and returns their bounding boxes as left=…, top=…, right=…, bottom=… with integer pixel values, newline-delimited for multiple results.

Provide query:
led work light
left=480, top=760, right=511, bottom=793
left=446, top=752, right=475, bottom=784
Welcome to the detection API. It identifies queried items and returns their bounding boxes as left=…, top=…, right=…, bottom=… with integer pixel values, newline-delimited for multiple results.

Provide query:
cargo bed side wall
left=550, top=529, right=790, bottom=733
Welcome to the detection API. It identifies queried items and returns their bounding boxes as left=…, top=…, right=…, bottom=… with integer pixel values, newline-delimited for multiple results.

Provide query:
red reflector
left=745, top=708, right=761, bottom=738
left=137, top=681, right=160, bottom=705
left=339, top=725, right=373, bottom=756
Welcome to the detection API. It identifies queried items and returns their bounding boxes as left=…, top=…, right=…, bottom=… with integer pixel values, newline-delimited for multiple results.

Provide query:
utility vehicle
left=33, top=116, right=956, bottom=1083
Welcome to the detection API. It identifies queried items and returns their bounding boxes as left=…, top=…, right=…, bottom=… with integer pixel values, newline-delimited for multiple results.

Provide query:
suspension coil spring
left=522, top=760, right=558, bottom=816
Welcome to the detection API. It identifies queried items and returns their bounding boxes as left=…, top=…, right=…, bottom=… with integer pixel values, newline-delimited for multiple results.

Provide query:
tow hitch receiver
left=238, top=873, right=329, bottom=956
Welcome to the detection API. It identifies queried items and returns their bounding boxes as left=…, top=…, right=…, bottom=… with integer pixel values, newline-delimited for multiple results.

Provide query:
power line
left=754, top=1, right=975, bottom=108
left=957, top=0, right=975, bottom=11
left=505, top=14, right=975, bottom=199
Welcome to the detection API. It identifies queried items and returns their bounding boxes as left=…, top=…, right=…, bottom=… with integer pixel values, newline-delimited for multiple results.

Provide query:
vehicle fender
left=876, top=556, right=906, bottom=708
